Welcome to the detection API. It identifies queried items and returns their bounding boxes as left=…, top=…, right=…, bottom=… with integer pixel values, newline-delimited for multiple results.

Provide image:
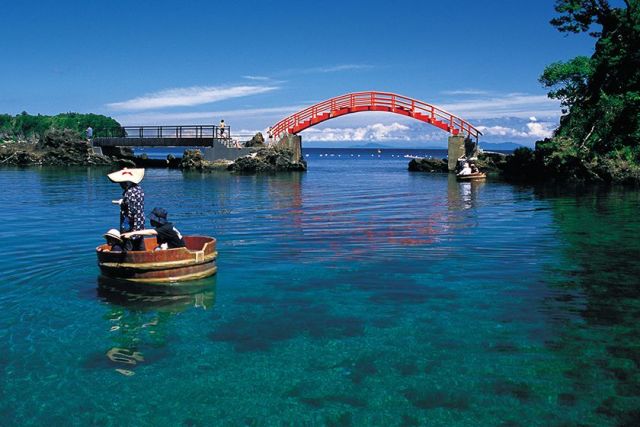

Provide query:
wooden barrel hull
left=96, top=236, right=217, bottom=284
left=456, top=172, right=486, bottom=181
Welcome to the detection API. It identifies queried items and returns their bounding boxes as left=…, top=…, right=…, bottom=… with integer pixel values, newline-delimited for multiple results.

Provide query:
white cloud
left=279, top=64, right=373, bottom=76
left=114, top=105, right=304, bottom=126
left=476, top=125, right=529, bottom=137
left=302, top=122, right=410, bottom=142
left=441, top=89, right=491, bottom=96
left=526, top=120, right=554, bottom=138
left=477, top=117, right=555, bottom=139
left=107, top=85, right=279, bottom=111
left=439, top=93, right=561, bottom=119
left=242, top=75, right=270, bottom=81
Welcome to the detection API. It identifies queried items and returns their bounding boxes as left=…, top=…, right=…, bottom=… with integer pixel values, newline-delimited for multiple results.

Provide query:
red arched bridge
left=92, top=91, right=481, bottom=153
left=269, top=91, right=482, bottom=142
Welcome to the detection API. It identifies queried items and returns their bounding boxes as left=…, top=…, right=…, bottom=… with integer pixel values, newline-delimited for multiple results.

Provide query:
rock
left=180, top=149, right=207, bottom=170
left=101, top=146, right=135, bottom=159
left=476, top=151, right=507, bottom=173
left=10, top=150, right=43, bottom=165
left=244, top=132, right=266, bottom=147
left=407, top=152, right=506, bottom=174
left=228, top=147, right=307, bottom=174
left=117, top=159, right=137, bottom=168
left=180, top=149, right=232, bottom=171
left=1, top=130, right=113, bottom=166
left=166, top=153, right=181, bottom=168
left=407, top=157, right=448, bottom=172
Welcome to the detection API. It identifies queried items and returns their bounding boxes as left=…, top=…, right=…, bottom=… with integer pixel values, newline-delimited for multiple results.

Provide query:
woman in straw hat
left=107, top=168, right=146, bottom=251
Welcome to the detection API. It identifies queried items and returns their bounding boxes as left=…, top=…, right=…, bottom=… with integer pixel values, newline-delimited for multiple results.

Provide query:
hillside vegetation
left=505, top=0, right=640, bottom=184
left=0, top=112, right=120, bottom=141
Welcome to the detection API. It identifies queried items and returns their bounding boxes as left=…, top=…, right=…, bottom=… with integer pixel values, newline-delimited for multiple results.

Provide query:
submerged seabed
left=1, top=149, right=639, bottom=426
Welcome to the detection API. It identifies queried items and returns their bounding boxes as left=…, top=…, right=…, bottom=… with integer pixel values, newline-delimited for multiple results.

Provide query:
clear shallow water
left=1, top=148, right=639, bottom=426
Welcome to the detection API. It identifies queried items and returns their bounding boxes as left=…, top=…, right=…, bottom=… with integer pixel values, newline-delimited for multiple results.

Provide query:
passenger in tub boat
left=456, top=160, right=472, bottom=177
left=100, top=229, right=125, bottom=252
left=122, top=207, right=185, bottom=250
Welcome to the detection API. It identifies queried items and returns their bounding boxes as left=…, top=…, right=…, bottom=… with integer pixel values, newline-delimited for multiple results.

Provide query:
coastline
left=0, top=131, right=307, bottom=174
left=3, top=135, right=639, bottom=186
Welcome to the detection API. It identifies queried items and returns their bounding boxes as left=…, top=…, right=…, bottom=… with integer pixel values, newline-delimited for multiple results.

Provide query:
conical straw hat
left=107, top=168, right=145, bottom=184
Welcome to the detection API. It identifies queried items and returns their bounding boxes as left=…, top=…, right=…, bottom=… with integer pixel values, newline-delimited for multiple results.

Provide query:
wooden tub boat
left=96, top=236, right=217, bottom=284
left=456, top=172, right=486, bottom=181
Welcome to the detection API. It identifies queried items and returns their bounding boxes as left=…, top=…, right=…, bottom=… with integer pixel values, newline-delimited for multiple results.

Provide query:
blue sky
left=0, top=0, right=599, bottom=147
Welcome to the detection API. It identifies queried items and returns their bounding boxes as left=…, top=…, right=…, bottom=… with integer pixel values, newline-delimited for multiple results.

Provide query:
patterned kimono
left=120, top=184, right=145, bottom=250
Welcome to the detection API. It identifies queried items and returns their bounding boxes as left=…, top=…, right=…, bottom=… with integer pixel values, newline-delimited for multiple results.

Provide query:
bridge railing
left=94, top=125, right=231, bottom=139
left=269, top=91, right=481, bottom=141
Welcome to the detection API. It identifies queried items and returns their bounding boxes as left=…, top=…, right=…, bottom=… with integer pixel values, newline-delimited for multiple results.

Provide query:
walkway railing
left=269, top=91, right=482, bottom=141
left=95, top=125, right=231, bottom=139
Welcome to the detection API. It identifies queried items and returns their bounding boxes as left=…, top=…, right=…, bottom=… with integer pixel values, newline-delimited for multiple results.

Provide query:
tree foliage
left=550, top=0, right=614, bottom=36
left=530, top=0, right=640, bottom=183
left=539, top=56, right=593, bottom=108
left=0, top=112, right=121, bottom=140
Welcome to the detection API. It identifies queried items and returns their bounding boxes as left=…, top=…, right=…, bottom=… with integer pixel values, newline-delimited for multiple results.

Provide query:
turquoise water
left=1, top=148, right=639, bottom=426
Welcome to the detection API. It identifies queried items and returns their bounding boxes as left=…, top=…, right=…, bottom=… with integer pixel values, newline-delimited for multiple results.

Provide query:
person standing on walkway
left=267, top=127, right=273, bottom=146
left=108, top=168, right=146, bottom=251
left=219, top=119, right=226, bottom=138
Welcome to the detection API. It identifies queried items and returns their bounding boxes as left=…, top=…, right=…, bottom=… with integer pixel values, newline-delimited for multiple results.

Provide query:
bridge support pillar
left=448, top=135, right=466, bottom=171
left=277, top=134, right=303, bottom=162
left=447, top=135, right=478, bottom=171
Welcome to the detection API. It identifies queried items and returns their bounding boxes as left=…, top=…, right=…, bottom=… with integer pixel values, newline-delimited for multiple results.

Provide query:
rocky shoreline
left=408, top=151, right=506, bottom=175
left=0, top=130, right=307, bottom=174
left=5, top=130, right=635, bottom=184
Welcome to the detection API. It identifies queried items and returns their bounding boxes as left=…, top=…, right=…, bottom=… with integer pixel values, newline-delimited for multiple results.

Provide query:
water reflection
left=95, top=278, right=216, bottom=376
left=446, top=174, right=484, bottom=211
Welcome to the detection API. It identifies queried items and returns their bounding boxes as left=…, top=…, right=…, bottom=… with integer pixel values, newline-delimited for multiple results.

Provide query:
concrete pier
left=448, top=135, right=466, bottom=171
left=447, top=135, right=479, bottom=171
left=203, top=139, right=255, bottom=162
left=277, top=134, right=303, bottom=162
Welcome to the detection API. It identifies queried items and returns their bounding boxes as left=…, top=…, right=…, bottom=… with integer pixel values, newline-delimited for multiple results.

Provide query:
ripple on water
left=1, top=160, right=640, bottom=426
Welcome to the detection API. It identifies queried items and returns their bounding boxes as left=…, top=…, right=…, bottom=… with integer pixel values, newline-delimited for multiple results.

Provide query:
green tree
left=531, top=0, right=640, bottom=182
left=0, top=112, right=121, bottom=140
left=539, top=56, right=593, bottom=109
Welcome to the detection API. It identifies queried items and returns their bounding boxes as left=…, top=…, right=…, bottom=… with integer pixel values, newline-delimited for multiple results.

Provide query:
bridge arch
left=269, top=91, right=482, bottom=142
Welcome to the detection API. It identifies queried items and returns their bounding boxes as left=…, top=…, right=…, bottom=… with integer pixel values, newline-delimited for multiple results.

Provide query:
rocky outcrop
left=180, top=149, right=232, bottom=171
left=244, top=132, right=266, bottom=147
left=228, top=147, right=307, bottom=173
left=476, top=151, right=507, bottom=173
left=101, top=146, right=135, bottom=160
left=407, top=157, right=448, bottom=172
left=0, top=129, right=112, bottom=166
left=407, top=152, right=506, bottom=174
